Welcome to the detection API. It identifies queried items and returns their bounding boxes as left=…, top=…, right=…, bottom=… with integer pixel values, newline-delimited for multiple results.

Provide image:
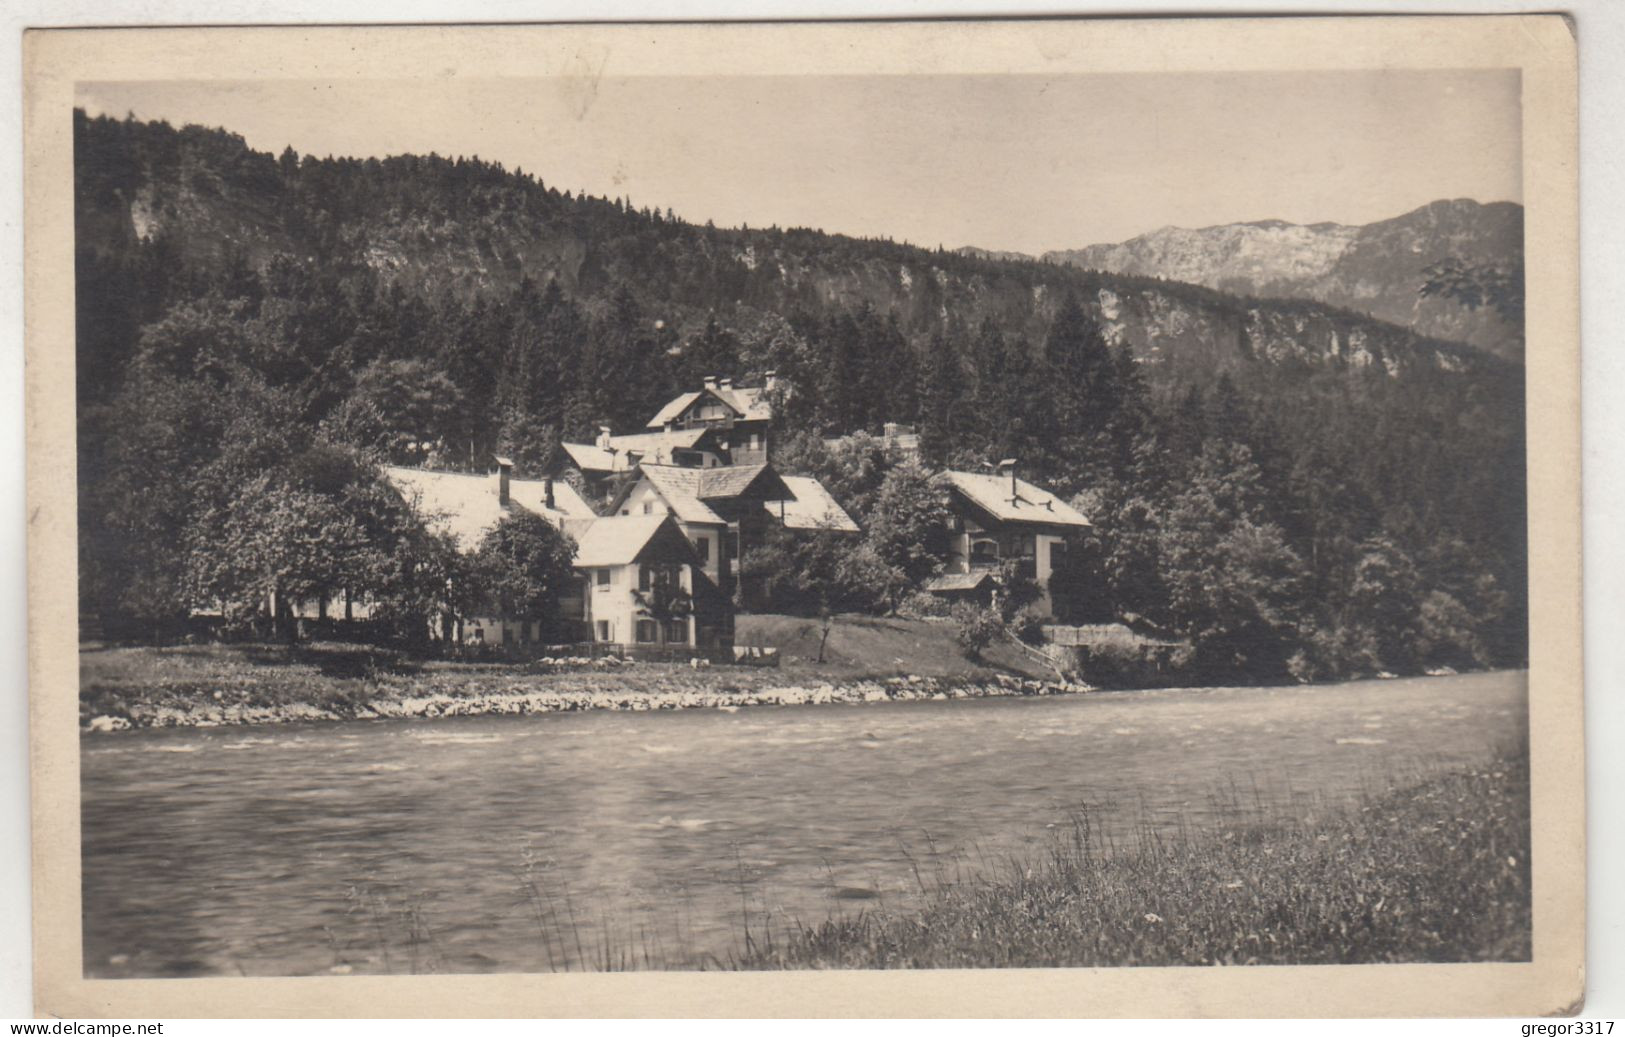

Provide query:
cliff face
left=74, top=112, right=1498, bottom=385
left=1044, top=200, right=1524, bottom=361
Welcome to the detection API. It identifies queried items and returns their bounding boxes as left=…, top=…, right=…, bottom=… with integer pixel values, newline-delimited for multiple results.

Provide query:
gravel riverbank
left=81, top=645, right=1091, bottom=732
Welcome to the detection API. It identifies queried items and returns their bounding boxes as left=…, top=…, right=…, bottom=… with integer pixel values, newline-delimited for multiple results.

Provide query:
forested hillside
left=74, top=110, right=1527, bottom=682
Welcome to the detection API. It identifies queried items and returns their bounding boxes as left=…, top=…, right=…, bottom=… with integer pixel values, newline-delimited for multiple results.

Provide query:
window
left=636, top=619, right=659, bottom=644
left=1021, top=534, right=1037, bottom=558
left=666, top=620, right=688, bottom=645
left=638, top=565, right=652, bottom=592
left=595, top=569, right=611, bottom=589
left=971, top=539, right=1000, bottom=566
left=642, top=501, right=653, bottom=515
left=596, top=620, right=611, bottom=642
left=692, top=536, right=710, bottom=562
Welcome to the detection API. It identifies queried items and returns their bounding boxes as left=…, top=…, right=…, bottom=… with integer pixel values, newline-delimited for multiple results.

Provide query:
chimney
left=719, top=376, right=734, bottom=392
left=495, top=456, right=514, bottom=506
left=883, top=422, right=901, bottom=444
left=703, top=375, right=719, bottom=391
left=764, top=369, right=779, bottom=392
left=597, top=426, right=613, bottom=451
left=998, top=459, right=1018, bottom=505
left=544, top=477, right=556, bottom=511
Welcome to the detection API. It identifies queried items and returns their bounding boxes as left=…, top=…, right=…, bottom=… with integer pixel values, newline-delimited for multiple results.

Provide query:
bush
left=1074, top=639, right=1187, bottom=689
left=896, top=590, right=952, bottom=620
left=995, top=561, right=1043, bottom=621
left=1009, top=603, right=1048, bottom=646
left=952, top=602, right=1004, bottom=660
left=1290, top=624, right=1382, bottom=683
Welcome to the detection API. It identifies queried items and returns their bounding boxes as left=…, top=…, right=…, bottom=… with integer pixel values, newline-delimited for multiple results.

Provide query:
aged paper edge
left=23, top=16, right=1583, bottom=1019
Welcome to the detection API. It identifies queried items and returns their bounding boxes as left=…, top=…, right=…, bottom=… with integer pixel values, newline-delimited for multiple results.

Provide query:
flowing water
left=81, top=670, right=1526, bottom=977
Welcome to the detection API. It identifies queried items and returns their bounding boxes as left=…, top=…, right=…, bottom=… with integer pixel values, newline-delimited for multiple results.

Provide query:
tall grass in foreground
left=332, top=751, right=1528, bottom=973
left=735, top=750, right=1531, bottom=969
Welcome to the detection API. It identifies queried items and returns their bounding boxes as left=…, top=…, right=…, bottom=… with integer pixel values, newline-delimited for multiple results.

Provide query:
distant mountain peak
left=1042, top=199, right=1523, bottom=361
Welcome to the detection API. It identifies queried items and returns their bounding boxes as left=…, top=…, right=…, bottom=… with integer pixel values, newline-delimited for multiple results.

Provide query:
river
left=80, top=670, right=1526, bottom=976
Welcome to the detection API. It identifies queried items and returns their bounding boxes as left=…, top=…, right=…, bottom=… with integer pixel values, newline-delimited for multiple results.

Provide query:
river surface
left=81, top=670, right=1526, bottom=976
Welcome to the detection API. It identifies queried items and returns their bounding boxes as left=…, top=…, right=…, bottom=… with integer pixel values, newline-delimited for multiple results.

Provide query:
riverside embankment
left=79, top=614, right=1071, bottom=731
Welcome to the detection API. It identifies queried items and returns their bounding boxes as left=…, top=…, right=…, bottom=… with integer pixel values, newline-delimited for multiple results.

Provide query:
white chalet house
left=383, top=458, right=731, bottom=649
left=606, top=462, right=794, bottom=603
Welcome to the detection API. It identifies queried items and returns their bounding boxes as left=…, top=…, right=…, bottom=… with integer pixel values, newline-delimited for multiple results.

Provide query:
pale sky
left=78, top=70, right=1521, bottom=256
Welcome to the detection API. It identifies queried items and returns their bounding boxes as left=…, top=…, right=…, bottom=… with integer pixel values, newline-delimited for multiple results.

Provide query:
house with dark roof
left=925, top=461, right=1092, bottom=615
left=382, top=458, right=731, bottom=650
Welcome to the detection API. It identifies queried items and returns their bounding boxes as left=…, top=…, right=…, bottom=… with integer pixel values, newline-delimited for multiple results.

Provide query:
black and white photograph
left=21, top=15, right=1585, bottom=1018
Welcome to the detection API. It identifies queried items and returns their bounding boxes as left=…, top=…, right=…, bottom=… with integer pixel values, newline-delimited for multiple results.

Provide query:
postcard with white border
left=24, top=15, right=1582, bottom=1018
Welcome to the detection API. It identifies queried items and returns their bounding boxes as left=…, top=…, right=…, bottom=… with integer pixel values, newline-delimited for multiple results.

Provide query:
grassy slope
left=736, top=750, right=1532, bottom=969
left=79, top=614, right=1053, bottom=725
left=733, top=613, right=1050, bottom=679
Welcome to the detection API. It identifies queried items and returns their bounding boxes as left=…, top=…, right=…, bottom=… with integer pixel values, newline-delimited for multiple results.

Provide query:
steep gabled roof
left=764, top=475, right=860, bottom=533
left=695, top=463, right=790, bottom=501
left=571, top=515, right=674, bottom=568
left=561, top=428, right=716, bottom=474
left=622, top=465, right=725, bottom=524
left=559, top=442, right=619, bottom=474
left=510, top=474, right=594, bottom=520
left=645, top=390, right=714, bottom=429
left=645, top=384, right=773, bottom=429
left=609, top=463, right=793, bottom=525
left=611, top=427, right=713, bottom=457
left=382, top=466, right=595, bottom=552
left=714, top=384, right=773, bottom=422
left=938, top=471, right=1092, bottom=529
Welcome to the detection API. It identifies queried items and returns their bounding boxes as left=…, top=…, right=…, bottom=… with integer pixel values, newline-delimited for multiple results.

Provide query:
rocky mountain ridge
left=1040, top=199, right=1524, bottom=361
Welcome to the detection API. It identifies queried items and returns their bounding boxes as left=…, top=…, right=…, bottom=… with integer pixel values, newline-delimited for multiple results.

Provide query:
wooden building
left=925, top=461, right=1092, bottom=616
left=643, top=374, right=776, bottom=465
